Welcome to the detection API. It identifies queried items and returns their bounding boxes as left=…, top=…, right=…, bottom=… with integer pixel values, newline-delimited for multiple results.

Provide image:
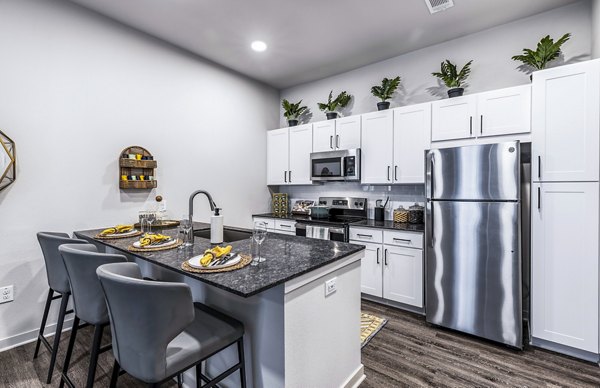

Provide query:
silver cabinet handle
left=384, top=249, right=388, bottom=266
left=280, top=224, right=292, bottom=228
left=480, top=115, right=483, bottom=135
left=284, top=171, right=287, bottom=183
left=393, top=238, right=412, bottom=244
left=289, top=170, right=292, bottom=183
left=357, top=234, right=373, bottom=239
left=336, top=135, right=340, bottom=149
left=537, top=186, right=541, bottom=210
left=394, top=166, right=398, bottom=181
left=387, top=166, right=391, bottom=181
left=330, top=136, right=333, bottom=149
left=538, top=156, right=541, bottom=179
left=376, top=247, right=380, bottom=264
left=469, top=116, right=473, bottom=136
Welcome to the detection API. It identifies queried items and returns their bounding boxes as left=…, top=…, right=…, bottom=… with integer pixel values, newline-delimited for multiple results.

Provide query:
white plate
left=187, top=254, right=241, bottom=270
left=133, top=238, right=177, bottom=249
left=102, top=229, right=139, bottom=237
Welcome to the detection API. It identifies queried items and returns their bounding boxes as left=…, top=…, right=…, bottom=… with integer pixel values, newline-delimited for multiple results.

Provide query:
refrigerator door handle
left=538, top=155, right=541, bottom=179
left=537, top=186, right=541, bottom=210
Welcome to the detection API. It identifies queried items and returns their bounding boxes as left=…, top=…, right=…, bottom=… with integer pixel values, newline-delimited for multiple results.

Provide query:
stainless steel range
left=295, top=197, right=367, bottom=242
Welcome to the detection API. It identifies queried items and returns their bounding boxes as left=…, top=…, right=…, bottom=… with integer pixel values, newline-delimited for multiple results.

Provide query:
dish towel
left=306, top=225, right=329, bottom=240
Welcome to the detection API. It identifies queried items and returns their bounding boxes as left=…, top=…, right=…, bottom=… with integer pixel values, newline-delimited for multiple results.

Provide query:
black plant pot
left=447, top=88, right=464, bottom=98
left=288, top=119, right=299, bottom=127
left=326, top=112, right=338, bottom=120
left=377, top=101, right=390, bottom=111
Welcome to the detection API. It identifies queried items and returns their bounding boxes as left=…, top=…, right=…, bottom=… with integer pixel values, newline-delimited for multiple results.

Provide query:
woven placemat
left=181, top=254, right=252, bottom=274
left=128, top=239, right=183, bottom=252
left=95, top=230, right=143, bottom=240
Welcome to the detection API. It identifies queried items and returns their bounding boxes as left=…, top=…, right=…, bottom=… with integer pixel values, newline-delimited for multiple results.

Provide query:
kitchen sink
left=193, top=228, right=252, bottom=243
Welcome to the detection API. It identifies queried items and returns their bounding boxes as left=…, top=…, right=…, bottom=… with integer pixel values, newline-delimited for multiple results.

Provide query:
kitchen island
left=75, top=224, right=366, bottom=388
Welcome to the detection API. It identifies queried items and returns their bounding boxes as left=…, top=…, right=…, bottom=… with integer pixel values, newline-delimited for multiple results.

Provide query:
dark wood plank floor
left=361, top=300, right=600, bottom=387
left=2, top=302, right=600, bottom=387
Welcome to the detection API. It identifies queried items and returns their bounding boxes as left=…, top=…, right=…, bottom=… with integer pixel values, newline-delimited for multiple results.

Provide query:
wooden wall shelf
left=119, top=146, right=157, bottom=190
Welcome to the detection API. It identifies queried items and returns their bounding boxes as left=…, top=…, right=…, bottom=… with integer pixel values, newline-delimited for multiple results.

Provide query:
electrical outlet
left=325, top=277, right=337, bottom=297
left=0, top=285, right=14, bottom=304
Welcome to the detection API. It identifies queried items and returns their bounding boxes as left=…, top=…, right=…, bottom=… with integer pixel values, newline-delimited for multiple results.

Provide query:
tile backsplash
left=274, top=183, right=425, bottom=220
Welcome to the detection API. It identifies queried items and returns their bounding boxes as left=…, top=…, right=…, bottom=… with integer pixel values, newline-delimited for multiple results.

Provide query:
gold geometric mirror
left=0, top=129, right=16, bottom=193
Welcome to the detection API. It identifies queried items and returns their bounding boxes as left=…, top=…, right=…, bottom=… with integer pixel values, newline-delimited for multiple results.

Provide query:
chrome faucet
left=189, top=190, right=217, bottom=223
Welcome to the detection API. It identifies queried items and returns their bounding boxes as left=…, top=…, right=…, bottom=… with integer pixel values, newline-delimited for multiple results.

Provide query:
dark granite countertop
left=74, top=222, right=365, bottom=298
left=253, top=213, right=424, bottom=233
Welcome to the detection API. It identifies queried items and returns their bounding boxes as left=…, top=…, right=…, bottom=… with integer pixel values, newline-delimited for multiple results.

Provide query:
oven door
left=311, top=151, right=344, bottom=181
left=295, top=223, right=348, bottom=242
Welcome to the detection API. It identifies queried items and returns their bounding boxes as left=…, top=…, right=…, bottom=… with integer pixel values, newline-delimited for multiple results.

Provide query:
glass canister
left=393, top=206, right=409, bottom=223
left=408, top=203, right=424, bottom=224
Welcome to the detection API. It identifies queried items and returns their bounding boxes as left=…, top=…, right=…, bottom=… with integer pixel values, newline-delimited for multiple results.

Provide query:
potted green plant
left=432, top=60, right=473, bottom=98
left=281, top=99, right=308, bottom=127
left=371, top=76, right=401, bottom=110
left=317, top=90, right=352, bottom=120
left=512, top=33, right=571, bottom=80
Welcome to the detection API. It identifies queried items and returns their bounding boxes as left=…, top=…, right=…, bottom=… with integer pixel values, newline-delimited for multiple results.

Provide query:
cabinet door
left=312, top=120, right=336, bottom=152
left=267, top=128, right=289, bottom=185
left=532, top=61, right=600, bottom=182
left=288, top=124, right=313, bottom=185
left=393, top=103, right=431, bottom=184
left=354, top=241, right=383, bottom=298
left=383, top=246, right=423, bottom=307
left=531, top=182, right=599, bottom=352
left=361, top=110, right=394, bottom=184
left=335, top=116, right=361, bottom=149
left=477, top=85, right=531, bottom=137
left=431, top=95, right=477, bottom=142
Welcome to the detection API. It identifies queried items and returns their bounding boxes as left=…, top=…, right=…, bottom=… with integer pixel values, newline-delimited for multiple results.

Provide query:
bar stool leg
left=109, top=360, right=120, bottom=388
left=85, top=324, right=105, bottom=388
left=46, top=292, right=70, bottom=384
left=33, top=289, right=54, bottom=359
left=238, top=338, right=247, bottom=388
left=58, top=316, right=80, bottom=388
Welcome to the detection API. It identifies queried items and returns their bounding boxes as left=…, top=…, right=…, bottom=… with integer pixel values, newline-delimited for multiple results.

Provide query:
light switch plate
left=325, top=277, right=337, bottom=296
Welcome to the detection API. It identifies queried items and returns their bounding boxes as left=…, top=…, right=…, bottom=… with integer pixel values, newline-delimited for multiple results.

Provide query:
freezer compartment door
left=427, top=141, right=520, bottom=201
left=426, top=200, right=522, bottom=347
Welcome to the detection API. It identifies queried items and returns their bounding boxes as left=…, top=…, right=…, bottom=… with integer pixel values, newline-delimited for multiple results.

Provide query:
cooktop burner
left=295, top=197, right=368, bottom=225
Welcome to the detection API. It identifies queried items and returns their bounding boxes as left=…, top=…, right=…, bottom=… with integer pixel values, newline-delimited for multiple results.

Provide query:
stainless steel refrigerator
left=425, top=141, right=530, bottom=348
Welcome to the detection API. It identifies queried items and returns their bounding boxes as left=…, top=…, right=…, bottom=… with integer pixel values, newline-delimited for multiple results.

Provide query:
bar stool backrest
left=37, top=232, right=87, bottom=294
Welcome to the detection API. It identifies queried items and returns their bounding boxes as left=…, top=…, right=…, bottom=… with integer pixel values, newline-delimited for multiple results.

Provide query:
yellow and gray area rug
left=361, top=312, right=388, bottom=348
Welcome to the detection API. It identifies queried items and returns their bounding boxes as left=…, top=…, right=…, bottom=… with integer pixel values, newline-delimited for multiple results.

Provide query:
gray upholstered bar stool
left=34, top=232, right=88, bottom=384
left=97, top=262, right=247, bottom=388
left=58, top=243, right=127, bottom=388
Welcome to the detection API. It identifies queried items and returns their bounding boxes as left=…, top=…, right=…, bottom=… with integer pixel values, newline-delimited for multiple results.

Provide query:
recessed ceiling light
left=251, top=41, right=267, bottom=52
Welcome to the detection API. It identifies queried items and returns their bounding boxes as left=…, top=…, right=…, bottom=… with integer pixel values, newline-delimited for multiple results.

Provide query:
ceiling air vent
left=425, top=0, right=454, bottom=14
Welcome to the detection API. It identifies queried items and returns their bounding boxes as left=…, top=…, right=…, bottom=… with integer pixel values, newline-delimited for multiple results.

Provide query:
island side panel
left=284, top=252, right=365, bottom=388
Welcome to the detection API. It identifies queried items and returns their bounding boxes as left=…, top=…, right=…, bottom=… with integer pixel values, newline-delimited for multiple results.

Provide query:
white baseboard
left=0, top=318, right=75, bottom=353
left=343, top=364, right=366, bottom=388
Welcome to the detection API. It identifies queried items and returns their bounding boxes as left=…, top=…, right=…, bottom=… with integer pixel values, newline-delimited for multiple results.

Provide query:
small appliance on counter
left=291, top=200, right=315, bottom=215
left=271, top=193, right=289, bottom=216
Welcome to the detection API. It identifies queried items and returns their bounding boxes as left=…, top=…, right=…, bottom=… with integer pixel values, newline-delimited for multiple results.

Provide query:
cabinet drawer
left=253, top=217, right=275, bottom=230
left=384, top=230, right=423, bottom=249
left=275, top=219, right=296, bottom=232
left=349, top=227, right=383, bottom=243
left=272, top=230, right=296, bottom=236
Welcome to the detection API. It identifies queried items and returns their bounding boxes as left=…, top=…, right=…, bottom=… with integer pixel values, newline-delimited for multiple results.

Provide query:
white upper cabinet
left=532, top=60, right=600, bottom=182
left=393, top=103, right=431, bottom=183
left=361, top=110, right=394, bottom=184
left=477, top=85, right=531, bottom=138
left=431, top=95, right=477, bottom=142
left=335, top=116, right=361, bottom=149
left=531, top=181, right=599, bottom=352
left=288, top=124, right=313, bottom=185
left=267, top=128, right=289, bottom=185
left=312, top=120, right=336, bottom=152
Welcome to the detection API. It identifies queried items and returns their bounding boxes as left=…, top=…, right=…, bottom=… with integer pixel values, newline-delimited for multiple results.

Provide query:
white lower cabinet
left=359, top=242, right=383, bottom=297
left=253, top=217, right=296, bottom=235
left=531, top=182, right=599, bottom=353
left=383, top=246, right=423, bottom=307
left=352, top=227, right=424, bottom=309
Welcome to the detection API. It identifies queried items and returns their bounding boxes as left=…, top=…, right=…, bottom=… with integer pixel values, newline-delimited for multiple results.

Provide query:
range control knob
left=359, top=202, right=364, bottom=207
left=354, top=201, right=358, bottom=206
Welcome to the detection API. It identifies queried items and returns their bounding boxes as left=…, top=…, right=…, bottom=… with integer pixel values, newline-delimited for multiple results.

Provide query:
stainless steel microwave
left=310, top=149, right=361, bottom=182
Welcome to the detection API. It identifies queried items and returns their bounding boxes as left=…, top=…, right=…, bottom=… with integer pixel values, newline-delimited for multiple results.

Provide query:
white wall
left=593, top=0, right=600, bottom=58
left=0, top=0, right=278, bottom=348
left=279, top=1, right=592, bottom=126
